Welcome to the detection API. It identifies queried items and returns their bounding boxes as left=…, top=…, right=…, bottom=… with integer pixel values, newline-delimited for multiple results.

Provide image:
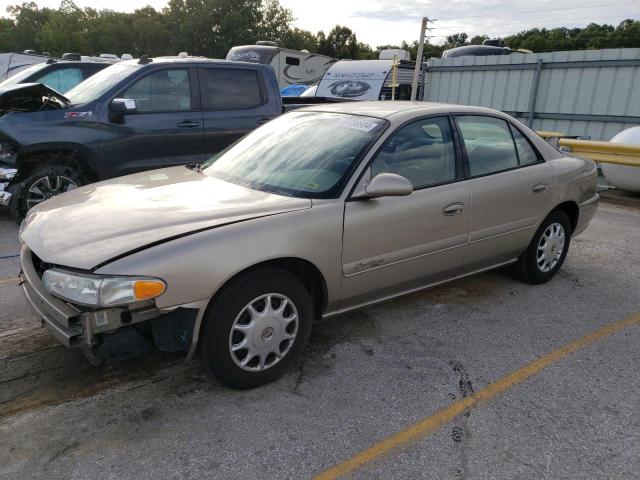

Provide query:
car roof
left=118, top=57, right=272, bottom=70
left=299, top=101, right=510, bottom=120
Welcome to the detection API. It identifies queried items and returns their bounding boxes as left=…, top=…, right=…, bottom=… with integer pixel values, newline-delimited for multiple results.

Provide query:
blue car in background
left=280, top=84, right=310, bottom=97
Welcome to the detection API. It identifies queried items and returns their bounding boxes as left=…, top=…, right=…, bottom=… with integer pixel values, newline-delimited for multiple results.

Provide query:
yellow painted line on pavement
left=314, top=312, right=640, bottom=480
left=0, top=277, right=19, bottom=286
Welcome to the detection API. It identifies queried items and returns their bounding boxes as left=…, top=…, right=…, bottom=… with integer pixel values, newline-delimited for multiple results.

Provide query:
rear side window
left=199, top=68, right=263, bottom=110
left=123, top=69, right=192, bottom=112
left=36, top=67, right=83, bottom=93
left=457, top=116, right=519, bottom=176
left=511, top=126, right=540, bottom=166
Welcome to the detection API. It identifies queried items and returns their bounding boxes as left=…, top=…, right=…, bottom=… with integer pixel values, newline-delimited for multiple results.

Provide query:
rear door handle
left=443, top=202, right=464, bottom=216
left=532, top=183, right=548, bottom=193
left=177, top=120, right=200, bottom=128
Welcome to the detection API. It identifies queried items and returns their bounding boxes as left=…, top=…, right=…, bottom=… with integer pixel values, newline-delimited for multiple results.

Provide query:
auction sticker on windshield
left=337, top=117, right=382, bottom=132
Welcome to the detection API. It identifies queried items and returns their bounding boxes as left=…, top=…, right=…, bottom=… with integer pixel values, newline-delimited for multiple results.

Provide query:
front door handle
left=257, top=117, right=271, bottom=125
left=532, top=183, right=548, bottom=194
left=443, top=202, right=464, bottom=216
left=177, top=120, right=200, bottom=128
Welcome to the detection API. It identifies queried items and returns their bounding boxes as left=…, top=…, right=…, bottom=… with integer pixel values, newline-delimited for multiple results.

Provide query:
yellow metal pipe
left=536, top=131, right=565, bottom=138
left=558, top=138, right=640, bottom=167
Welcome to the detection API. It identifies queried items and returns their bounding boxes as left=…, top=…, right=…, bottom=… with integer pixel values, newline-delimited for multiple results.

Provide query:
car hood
left=0, top=82, right=69, bottom=111
left=21, top=166, right=312, bottom=270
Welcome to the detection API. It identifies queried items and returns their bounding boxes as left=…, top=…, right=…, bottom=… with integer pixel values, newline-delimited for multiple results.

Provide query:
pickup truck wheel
left=200, top=268, right=313, bottom=389
left=515, top=210, right=571, bottom=284
left=10, top=164, right=82, bottom=222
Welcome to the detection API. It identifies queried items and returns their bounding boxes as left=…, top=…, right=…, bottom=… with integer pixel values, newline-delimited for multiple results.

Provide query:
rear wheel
left=515, top=210, right=571, bottom=284
left=200, top=268, right=313, bottom=389
left=10, top=164, right=83, bottom=222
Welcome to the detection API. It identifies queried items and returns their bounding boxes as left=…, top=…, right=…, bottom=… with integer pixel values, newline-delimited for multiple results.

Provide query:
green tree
left=0, top=18, right=17, bottom=51
left=37, top=0, right=87, bottom=56
left=7, top=2, right=53, bottom=52
left=318, top=25, right=360, bottom=59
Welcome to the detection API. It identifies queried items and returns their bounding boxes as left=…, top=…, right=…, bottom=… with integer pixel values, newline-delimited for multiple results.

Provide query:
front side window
left=457, top=115, right=519, bottom=176
left=370, top=116, right=457, bottom=188
left=123, top=69, right=191, bottom=113
left=203, top=112, right=386, bottom=198
left=199, top=68, right=262, bottom=110
left=35, top=67, right=84, bottom=93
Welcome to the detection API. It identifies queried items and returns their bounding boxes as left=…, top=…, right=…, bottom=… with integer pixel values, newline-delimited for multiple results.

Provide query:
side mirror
left=109, top=98, right=137, bottom=115
left=353, top=173, right=413, bottom=199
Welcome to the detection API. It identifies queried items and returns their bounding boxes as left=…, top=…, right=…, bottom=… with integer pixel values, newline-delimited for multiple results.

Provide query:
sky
left=1, top=0, right=639, bottom=46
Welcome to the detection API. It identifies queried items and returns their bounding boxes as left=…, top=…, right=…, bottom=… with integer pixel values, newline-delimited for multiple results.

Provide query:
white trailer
left=315, top=54, right=423, bottom=101
left=226, top=43, right=337, bottom=89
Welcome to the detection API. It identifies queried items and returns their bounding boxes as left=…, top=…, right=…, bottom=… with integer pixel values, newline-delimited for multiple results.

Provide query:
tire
left=200, top=268, right=314, bottom=389
left=10, top=164, right=83, bottom=223
left=515, top=210, right=572, bottom=284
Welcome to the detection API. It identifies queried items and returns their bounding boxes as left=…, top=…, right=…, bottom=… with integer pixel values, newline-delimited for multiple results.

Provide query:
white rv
left=315, top=50, right=423, bottom=101
left=226, top=42, right=337, bottom=89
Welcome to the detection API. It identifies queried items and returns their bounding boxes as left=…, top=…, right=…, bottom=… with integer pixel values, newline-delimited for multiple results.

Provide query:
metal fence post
left=527, top=58, right=544, bottom=127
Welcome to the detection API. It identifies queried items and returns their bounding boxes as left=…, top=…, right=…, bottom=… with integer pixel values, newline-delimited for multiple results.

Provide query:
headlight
left=42, top=268, right=166, bottom=307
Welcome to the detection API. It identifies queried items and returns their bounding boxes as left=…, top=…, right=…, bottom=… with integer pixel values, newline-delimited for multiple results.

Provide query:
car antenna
left=138, top=55, right=153, bottom=65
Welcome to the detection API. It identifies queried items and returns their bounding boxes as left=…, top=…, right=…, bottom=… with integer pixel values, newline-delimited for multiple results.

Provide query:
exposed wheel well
left=553, top=201, right=579, bottom=233
left=16, top=150, right=98, bottom=183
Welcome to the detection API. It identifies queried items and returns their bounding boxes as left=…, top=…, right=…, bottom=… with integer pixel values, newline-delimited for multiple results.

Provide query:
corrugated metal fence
left=424, top=48, right=640, bottom=141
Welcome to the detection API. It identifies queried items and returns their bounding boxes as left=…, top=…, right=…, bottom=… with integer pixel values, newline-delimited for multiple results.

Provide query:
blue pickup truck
left=0, top=56, right=340, bottom=220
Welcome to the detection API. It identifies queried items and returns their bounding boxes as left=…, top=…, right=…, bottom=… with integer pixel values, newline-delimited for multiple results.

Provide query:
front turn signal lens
left=134, top=280, right=166, bottom=301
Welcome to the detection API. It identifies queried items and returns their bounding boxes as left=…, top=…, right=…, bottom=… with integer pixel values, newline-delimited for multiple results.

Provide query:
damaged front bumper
left=0, top=165, right=16, bottom=207
left=19, top=244, right=207, bottom=363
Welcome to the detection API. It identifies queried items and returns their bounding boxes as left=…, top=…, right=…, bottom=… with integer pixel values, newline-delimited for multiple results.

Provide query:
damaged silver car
left=19, top=102, right=599, bottom=389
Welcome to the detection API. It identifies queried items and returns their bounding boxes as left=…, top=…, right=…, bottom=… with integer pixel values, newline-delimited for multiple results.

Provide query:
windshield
left=65, top=62, right=140, bottom=105
left=203, top=111, right=386, bottom=198
left=0, top=63, right=47, bottom=88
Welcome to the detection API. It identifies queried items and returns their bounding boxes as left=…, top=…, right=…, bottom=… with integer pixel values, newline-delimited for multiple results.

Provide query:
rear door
left=197, top=66, right=281, bottom=157
left=454, top=115, right=557, bottom=270
left=104, top=66, right=205, bottom=174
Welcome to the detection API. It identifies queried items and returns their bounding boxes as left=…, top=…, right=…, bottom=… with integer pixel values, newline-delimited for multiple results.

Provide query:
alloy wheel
left=26, top=174, right=78, bottom=209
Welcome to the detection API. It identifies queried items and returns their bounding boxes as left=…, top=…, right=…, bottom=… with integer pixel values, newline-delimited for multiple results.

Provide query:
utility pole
left=410, top=16, right=428, bottom=102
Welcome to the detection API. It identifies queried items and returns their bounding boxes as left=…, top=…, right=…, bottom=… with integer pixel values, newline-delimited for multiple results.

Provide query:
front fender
left=94, top=203, right=345, bottom=312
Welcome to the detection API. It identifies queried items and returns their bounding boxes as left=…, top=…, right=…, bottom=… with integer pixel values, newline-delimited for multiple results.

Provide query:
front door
left=341, top=116, right=470, bottom=310
left=454, top=115, right=557, bottom=270
left=105, top=67, right=204, bottom=175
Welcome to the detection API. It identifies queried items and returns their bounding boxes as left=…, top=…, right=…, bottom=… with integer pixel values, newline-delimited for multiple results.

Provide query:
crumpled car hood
left=21, top=166, right=312, bottom=270
left=0, top=82, right=69, bottom=113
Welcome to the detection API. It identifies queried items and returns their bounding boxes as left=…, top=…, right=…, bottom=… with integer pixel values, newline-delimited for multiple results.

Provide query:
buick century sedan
left=19, top=102, right=599, bottom=389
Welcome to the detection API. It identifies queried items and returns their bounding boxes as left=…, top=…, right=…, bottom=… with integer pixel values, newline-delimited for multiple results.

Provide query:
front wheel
left=10, top=164, right=83, bottom=222
left=200, top=268, right=313, bottom=389
left=515, top=210, right=572, bottom=284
